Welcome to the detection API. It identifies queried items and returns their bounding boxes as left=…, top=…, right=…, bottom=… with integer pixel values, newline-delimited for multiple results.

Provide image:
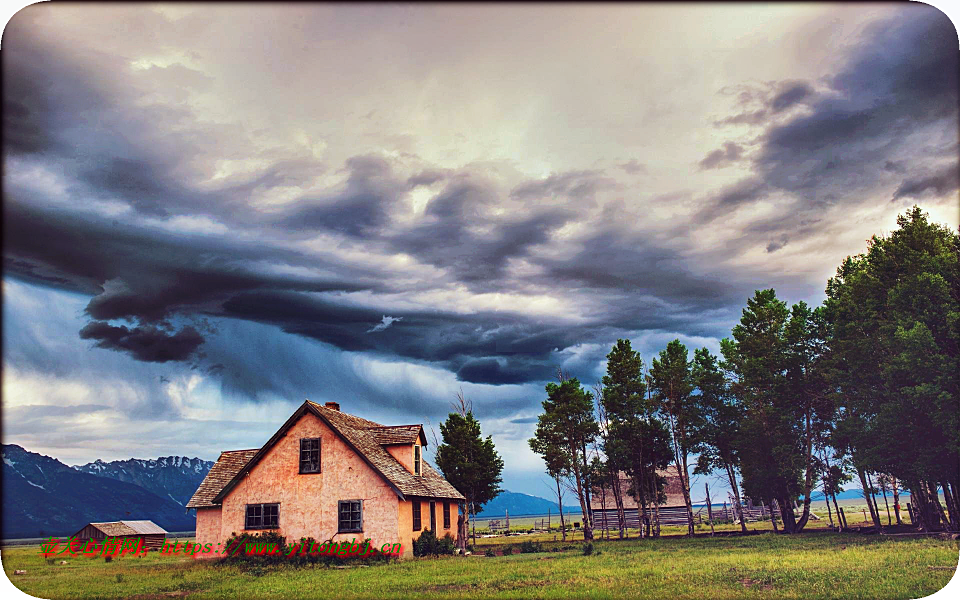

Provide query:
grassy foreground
left=2, top=532, right=957, bottom=600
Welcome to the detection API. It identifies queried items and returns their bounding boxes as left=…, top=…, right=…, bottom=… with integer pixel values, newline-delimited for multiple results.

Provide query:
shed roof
left=78, top=520, right=167, bottom=537
left=187, top=401, right=463, bottom=509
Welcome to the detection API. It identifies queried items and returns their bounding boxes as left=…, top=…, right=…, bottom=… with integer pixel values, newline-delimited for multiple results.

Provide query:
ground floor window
left=338, top=500, right=363, bottom=533
left=413, top=500, right=421, bottom=531
left=245, top=503, right=279, bottom=529
left=443, top=501, right=451, bottom=529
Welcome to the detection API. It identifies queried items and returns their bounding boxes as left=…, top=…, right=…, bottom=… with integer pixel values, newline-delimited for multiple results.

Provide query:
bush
left=412, top=529, right=456, bottom=557
left=501, top=544, right=513, bottom=555
left=582, top=542, right=594, bottom=556
left=519, top=540, right=542, bottom=554
left=220, top=532, right=394, bottom=567
left=484, top=548, right=495, bottom=557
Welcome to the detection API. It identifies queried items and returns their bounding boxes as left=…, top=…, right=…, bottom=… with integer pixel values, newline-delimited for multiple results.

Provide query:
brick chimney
left=324, top=402, right=340, bottom=411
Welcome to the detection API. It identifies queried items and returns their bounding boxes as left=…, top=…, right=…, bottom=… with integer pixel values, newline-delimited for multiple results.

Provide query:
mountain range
left=2, top=445, right=201, bottom=539
left=73, top=455, right=214, bottom=506
left=476, top=490, right=582, bottom=518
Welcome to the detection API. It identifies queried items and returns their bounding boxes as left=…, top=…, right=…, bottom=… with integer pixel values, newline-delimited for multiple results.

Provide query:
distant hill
left=477, top=490, right=581, bottom=518
left=2, top=444, right=196, bottom=539
left=812, top=488, right=911, bottom=502
left=74, top=455, right=214, bottom=506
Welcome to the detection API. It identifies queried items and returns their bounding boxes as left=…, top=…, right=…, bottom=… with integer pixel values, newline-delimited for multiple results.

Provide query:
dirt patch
left=128, top=592, right=190, bottom=600
left=739, top=578, right=774, bottom=591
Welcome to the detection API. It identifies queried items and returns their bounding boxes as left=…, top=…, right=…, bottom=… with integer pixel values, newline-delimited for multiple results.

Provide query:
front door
left=430, top=501, right=437, bottom=532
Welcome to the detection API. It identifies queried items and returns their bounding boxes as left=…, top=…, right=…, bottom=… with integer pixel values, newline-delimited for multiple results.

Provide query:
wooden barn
left=72, top=520, right=167, bottom=551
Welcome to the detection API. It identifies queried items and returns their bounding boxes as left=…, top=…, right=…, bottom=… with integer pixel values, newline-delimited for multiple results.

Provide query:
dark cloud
left=892, top=163, right=960, bottom=200
left=692, top=178, right=768, bottom=224
left=766, top=235, right=789, bottom=253
left=618, top=159, right=647, bottom=174
left=510, top=170, right=616, bottom=201
left=278, top=155, right=400, bottom=237
left=770, top=81, right=814, bottom=112
left=698, top=142, right=744, bottom=170
left=714, top=109, right=769, bottom=127
left=79, top=321, right=205, bottom=363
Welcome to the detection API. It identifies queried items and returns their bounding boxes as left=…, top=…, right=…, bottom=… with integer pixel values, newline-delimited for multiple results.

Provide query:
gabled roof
left=76, top=520, right=167, bottom=537
left=189, top=401, right=464, bottom=508
left=366, top=425, right=426, bottom=445
left=186, top=449, right=258, bottom=508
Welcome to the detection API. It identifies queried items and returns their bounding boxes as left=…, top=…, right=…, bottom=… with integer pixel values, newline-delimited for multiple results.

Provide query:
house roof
left=366, top=425, right=425, bottom=445
left=186, top=449, right=259, bottom=508
left=187, top=401, right=463, bottom=509
left=77, top=520, right=167, bottom=537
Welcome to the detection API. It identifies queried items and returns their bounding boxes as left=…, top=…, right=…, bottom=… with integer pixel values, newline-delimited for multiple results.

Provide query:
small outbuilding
left=72, top=520, right=167, bottom=551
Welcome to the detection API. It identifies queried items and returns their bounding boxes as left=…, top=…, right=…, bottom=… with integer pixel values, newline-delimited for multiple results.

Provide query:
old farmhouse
left=187, top=400, right=464, bottom=558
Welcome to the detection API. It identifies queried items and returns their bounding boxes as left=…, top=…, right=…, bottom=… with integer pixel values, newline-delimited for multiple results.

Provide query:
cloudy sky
left=3, top=3, right=958, bottom=499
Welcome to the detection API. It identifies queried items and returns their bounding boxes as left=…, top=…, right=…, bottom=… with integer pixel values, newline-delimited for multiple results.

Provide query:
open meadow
left=3, top=531, right=957, bottom=600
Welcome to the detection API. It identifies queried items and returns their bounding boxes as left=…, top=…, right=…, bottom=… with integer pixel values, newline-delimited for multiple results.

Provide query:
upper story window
left=300, top=437, right=321, bottom=473
left=413, top=444, right=422, bottom=476
left=338, top=500, right=363, bottom=533
left=245, top=503, right=279, bottom=529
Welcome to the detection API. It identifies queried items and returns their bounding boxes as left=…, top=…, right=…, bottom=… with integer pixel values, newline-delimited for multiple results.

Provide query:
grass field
left=3, top=529, right=957, bottom=600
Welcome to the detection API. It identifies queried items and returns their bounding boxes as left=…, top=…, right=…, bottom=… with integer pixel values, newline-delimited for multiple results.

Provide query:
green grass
left=3, top=532, right=956, bottom=599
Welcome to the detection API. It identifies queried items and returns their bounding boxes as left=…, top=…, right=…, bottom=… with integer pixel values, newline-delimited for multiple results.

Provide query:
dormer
left=370, top=425, right=427, bottom=476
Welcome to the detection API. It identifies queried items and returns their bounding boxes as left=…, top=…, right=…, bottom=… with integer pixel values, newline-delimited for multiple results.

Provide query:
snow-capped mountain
left=74, top=455, right=214, bottom=506
left=2, top=444, right=197, bottom=538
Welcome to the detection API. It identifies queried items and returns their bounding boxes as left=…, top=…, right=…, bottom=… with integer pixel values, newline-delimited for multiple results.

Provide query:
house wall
left=217, top=412, right=402, bottom=551
left=194, top=508, right=222, bottom=559
left=386, top=442, right=416, bottom=474
left=398, top=497, right=458, bottom=557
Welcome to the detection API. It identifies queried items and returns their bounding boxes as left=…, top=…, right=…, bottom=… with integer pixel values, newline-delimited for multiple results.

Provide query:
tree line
left=528, top=206, right=959, bottom=539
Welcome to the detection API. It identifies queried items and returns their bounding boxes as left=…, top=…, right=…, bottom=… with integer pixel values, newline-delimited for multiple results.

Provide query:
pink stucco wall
left=386, top=442, right=417, bottom=474
left=214, top=413, right=402, bottom=550
left=194, top=508, right=222, bottom=559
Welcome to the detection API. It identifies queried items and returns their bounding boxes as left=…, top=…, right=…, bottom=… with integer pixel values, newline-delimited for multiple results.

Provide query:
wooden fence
left=592, top=504, right=770, bottom=531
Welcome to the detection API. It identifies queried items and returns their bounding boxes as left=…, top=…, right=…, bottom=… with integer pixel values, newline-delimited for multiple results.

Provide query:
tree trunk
left=769, top=500, right=779, bottom=532
left=456, top=503, right=468, bottom=551
left=857, top=468, right=882, bottom=528
left=832, top=491, right=844, bottom=528
left=647, top=472, right=661, bottom=538
left=880, top=480, right=892, bottom=526
left=928, top=480, right=951, bottom=532
left=866, top=472, right=882, bottom=529
left=892, top=478, right=903, bottom=525
left=705, top=484, right=715, bottom=535
left=823, top=477, right=834, bottom=528
left=666, top=412, right=695, bottom=535
left=777, top=495, right=797, bottom=533
left=610, top=471, right=626, bottom=540
left=939, top=480, right=959, bottom=532
left=470, top=502, right=476, bottom=545
left=570, top=453, right=593, bottom=541
left=794, top=405, right=815, bottom=532
left=555, top=476, right=567, bottom=542
left=725, top=463, right=748, bottom=534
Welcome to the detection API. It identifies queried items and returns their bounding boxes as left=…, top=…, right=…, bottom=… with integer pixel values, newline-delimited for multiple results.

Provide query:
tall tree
left=530, top=378, right=599, bottom=541
left=649, top=340, right=701, bottom=535
left=435, top=399, right=505, bottom=549
left=690, top=347, right=748, bottom=533
left=598, top=340, right=646, bottom=539
left=824, top=207, right=960, bottom=532
left=721, top=289, right=805, bottom=533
